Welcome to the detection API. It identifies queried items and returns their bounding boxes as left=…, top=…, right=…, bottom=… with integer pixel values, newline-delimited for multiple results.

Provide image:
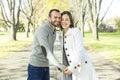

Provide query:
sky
left=101, top=0, right=120, bottom=20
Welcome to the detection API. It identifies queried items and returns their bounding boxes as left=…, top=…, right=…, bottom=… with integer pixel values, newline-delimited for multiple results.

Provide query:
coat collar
left=60, top=28, right=74, bottom=38
left=65, top=28, right=73, bottom=36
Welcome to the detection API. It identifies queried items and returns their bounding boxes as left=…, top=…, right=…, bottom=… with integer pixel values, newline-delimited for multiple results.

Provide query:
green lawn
left=0, top=31, right=120, bottom=66
left=84, top=32, right=120, bottom=66
left=0, top=32, right=33, bottom=58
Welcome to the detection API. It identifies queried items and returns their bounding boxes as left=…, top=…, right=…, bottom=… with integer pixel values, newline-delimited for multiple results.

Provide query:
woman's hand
left=64, top=67, right=72, bottom=75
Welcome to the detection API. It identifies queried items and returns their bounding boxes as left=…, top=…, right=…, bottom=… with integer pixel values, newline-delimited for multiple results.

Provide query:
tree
left=113, top=17, right=120, bottom=32
left=0, top=0, right=21, bottom=40
left=70, top=0, right=114, bottom=40
left=21, top=0, right=42, bottom=37
left=106, top=17, right=120, bottom=32
left=87, top=0, right=113, bottom=40
left=39, top=0, right=70, bottom=22
left=21, top=0, right=70, bottom=37
left=70, top=0, right=87, bottom=37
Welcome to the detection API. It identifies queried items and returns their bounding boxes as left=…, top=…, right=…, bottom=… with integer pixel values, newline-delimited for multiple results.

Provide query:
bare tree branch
left=1, top=1, right=12, bottom=26
left=87, top=0, right=94, bottom=22
left=100, top=0, right=114, bottom=22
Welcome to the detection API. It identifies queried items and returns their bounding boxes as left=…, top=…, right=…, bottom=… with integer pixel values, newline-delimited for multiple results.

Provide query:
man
left=27, top=9, right=65, bottom=80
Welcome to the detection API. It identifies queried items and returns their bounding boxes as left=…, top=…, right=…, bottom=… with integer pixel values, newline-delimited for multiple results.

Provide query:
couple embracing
left=27, top=9, right=99, bottom=80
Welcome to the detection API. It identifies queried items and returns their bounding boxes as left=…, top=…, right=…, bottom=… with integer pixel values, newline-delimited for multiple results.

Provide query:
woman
left=59, top=11, right=99, bottom=80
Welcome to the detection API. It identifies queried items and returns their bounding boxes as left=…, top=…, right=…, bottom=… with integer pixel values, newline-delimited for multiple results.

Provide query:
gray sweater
left=29, top=21, right=64, bottom=68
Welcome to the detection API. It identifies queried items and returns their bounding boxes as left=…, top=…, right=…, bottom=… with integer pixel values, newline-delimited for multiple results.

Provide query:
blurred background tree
left=0, top=0, right=119, bottom=41
left=0, top=0, right=21, bottom=40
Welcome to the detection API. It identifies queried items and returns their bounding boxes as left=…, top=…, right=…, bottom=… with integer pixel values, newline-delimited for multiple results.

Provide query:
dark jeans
left=27, top=64, right=50, bottom=80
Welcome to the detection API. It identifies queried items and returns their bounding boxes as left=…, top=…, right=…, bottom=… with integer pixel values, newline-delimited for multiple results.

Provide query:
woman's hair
left=60, top=11, right=74, bottom=30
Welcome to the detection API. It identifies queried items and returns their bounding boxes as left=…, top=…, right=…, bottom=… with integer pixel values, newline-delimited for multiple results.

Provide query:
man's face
left=49, top=11, right=61, bottom=27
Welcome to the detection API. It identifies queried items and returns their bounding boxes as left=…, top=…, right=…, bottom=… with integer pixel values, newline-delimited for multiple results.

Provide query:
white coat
left=59, top=28, right=99, bottom=80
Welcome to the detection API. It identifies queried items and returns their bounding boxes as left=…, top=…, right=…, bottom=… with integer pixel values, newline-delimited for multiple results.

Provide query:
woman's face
left=61, top=14, right=71, bottom=29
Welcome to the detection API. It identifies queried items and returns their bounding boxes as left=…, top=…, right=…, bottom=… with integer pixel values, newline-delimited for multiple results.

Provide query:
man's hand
left=57, top=67, right=62, bottom=72
left=64, top=67, right=72, bottom=75
left=57, top=65, right=66, bottom=72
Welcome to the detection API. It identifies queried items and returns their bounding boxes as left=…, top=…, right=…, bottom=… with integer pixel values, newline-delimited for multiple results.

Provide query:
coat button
left=64, top=41, right=66, bottom=44
left=67, top=54, right=69, bottom=56
left=77, top=64, right=80, bottom=67
left=65, top=36, right=67, bottom=38
left=65, top=48, right=67, bottom=50
left=69, top=61, right=71, bottom=63
left=74, top=66, right=77, bottom=69
left=85, top=61, right=87, bottom=63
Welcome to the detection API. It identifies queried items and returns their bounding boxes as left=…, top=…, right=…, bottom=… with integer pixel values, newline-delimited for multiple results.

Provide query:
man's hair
left=49, top=9, right=60, bottom=17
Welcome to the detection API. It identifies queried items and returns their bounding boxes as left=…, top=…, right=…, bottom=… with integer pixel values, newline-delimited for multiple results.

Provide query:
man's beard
left=51, top=22, right=60, bottom=27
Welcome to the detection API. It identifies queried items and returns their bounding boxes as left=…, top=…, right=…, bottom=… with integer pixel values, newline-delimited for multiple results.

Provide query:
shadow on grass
left=104, top=60, right=120, bottom=72
left=0, top=50, right=31, bottom=52
left=0, top=34, right=5, bottom=35
left=111, top=64, right=120, bottom=72
left=9, top=49, right=31, bottom=52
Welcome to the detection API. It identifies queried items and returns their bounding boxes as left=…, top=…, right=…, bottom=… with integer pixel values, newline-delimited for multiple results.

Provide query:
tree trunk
left=81, top=9, right=85, bottom=37
left=81, top=22, right=85, bottom=37
left=26, top=21, right=30, bottom=38
left=9, top=26, right=17, bottom=40
left=92, top=24, right=99, bottom=40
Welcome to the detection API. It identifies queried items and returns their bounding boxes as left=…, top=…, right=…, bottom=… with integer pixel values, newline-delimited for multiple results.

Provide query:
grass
left=0, top=32, right=33, bottom=59
left=84, top=32, right=120, bottom=66
left=0, top=31, right=120, bottom=66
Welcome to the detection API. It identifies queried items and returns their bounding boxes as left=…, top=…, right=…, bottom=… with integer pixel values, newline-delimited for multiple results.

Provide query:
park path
left=89, top=51, right=120, bottom=80
left=0, top=34, right=120, bottom=80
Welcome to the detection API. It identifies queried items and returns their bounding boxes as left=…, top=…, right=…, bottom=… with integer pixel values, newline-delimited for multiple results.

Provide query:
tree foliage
left=0, top=0, right=116, bottom=40
left=106, top=17, right=120, bottom=32
left=21, top=0, right=70, bottom=35
left=114, top=17, right=120, bottom=32
left=39, top=0, right=70, bottom=22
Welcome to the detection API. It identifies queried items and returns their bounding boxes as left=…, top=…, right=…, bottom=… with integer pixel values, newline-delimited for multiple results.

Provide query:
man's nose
left=57, top=18, right=61, bottom=21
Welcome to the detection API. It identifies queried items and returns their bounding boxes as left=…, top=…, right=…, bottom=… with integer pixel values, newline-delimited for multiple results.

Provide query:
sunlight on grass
left=84, top=32, right=120, bottom=65
left=0, top=32, right=33, bottom=59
